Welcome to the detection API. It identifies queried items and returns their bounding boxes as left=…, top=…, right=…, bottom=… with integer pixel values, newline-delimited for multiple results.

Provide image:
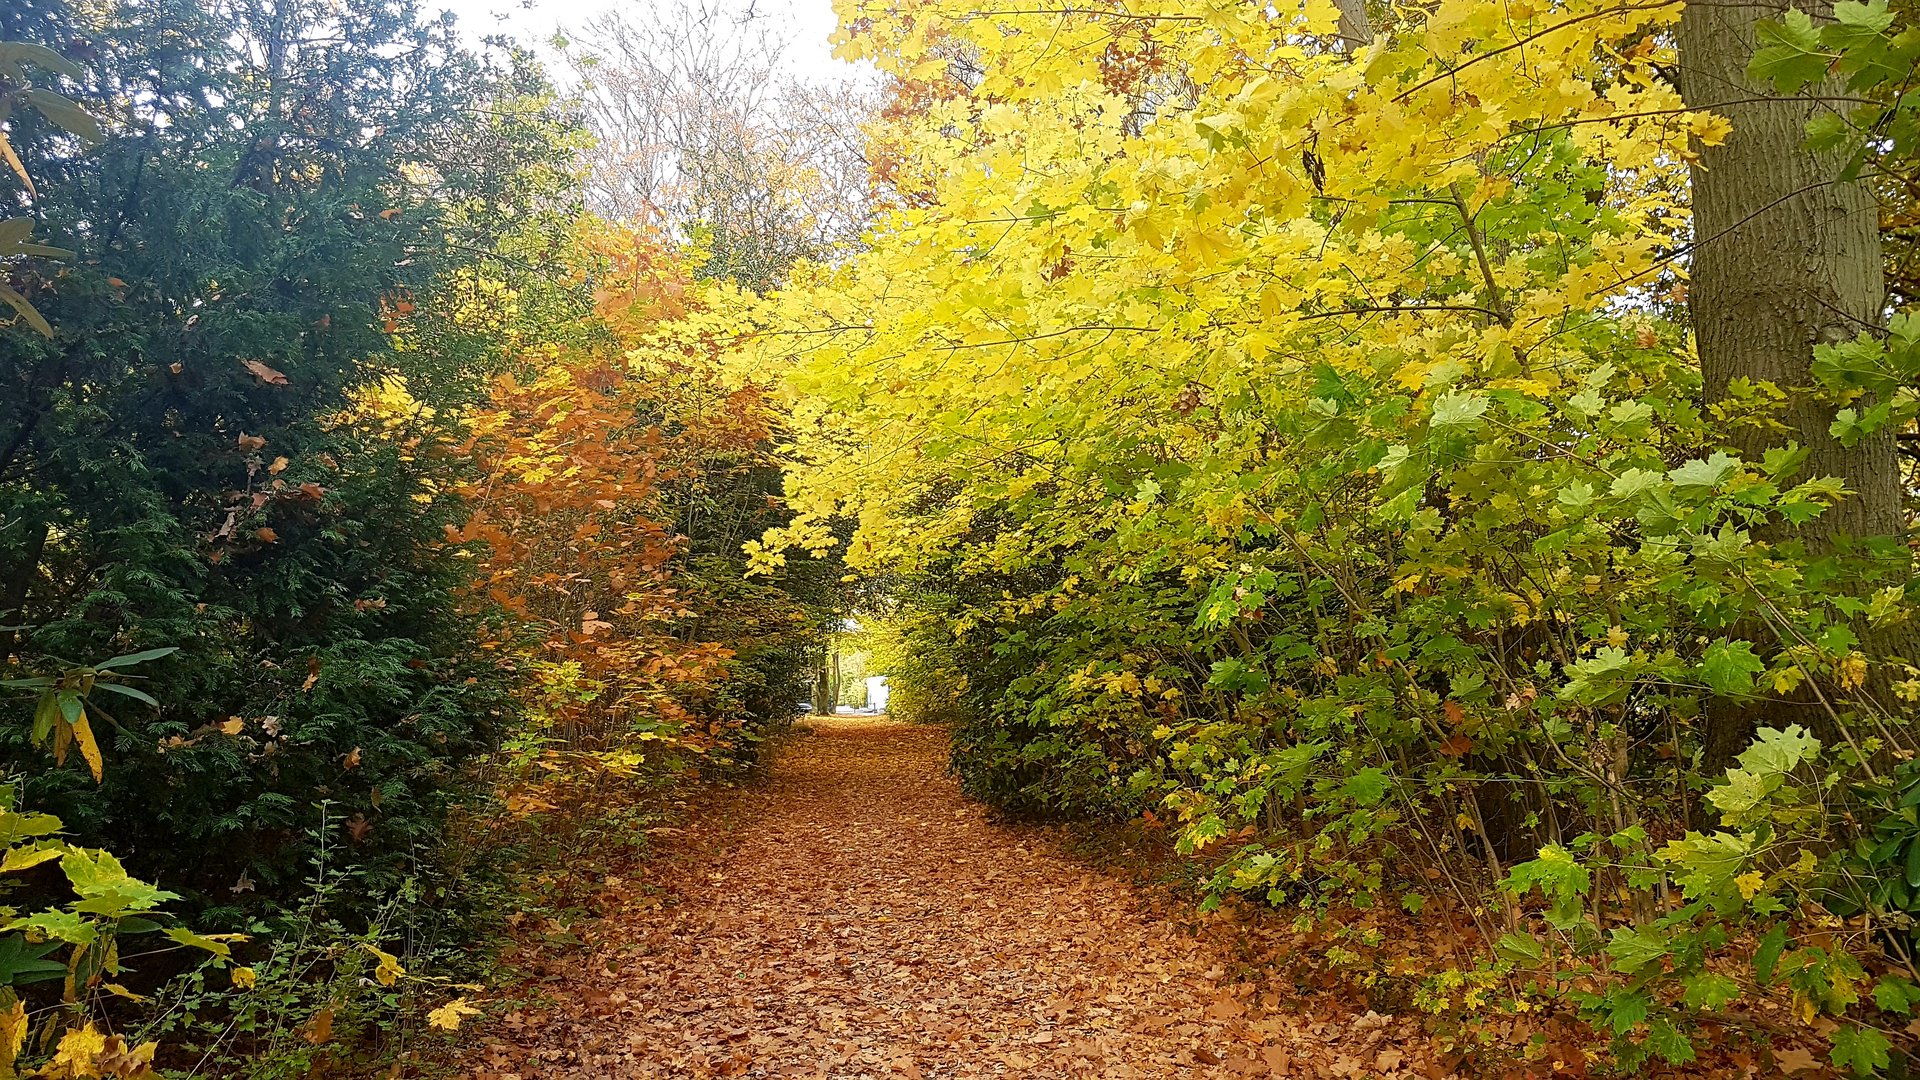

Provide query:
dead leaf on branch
left=240, top=359, right=289, bottom=386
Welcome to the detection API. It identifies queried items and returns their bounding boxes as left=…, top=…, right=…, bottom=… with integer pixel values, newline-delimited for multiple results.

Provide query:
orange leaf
left=301, top=1007, right=334, bottom=1045
left=254, top=527, right=279, bottom=543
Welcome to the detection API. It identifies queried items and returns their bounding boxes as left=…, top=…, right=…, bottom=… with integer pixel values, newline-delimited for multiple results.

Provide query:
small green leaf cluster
left=1749, top=0, right=1920, bottom=179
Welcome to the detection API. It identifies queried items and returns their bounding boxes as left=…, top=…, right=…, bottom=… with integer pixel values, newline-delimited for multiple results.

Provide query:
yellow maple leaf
left=427, top=996, right=482, bottom=1031
left=361, top=943, right=405, bottom=987
left=0, top=996, right=25, bottom=1076
left=39, top=1025, right=106, bottom=1080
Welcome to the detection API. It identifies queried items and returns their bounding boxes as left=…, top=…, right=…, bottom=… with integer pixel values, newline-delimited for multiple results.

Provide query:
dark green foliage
left=0, top=0, right=581, bottom=917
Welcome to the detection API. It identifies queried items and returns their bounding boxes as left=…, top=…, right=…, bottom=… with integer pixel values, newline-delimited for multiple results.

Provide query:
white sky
left=430, top=0, right=860, bottom=86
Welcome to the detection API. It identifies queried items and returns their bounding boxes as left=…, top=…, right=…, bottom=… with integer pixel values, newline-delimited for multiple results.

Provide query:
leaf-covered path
left=468, top=718, right=1440, bottom=1079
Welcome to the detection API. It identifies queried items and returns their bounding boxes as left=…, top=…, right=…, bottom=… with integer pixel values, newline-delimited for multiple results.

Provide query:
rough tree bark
left=1334, top=0, right=1373, bottom=48
left=1677, top=0, right=1900, bottom=767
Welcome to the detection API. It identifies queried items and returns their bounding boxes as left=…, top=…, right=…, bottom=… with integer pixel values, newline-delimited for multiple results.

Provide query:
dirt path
left=466, top=717, right=1440, bottom=1079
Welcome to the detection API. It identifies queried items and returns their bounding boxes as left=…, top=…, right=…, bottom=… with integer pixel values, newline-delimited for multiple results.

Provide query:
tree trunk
left=1334, top=0, right=1372, bottom=48
left=829, top=650, right=843, bottom=712
left=0, top=517, right=46, bottom=668
left=1678, top=0, right=1898, bottom=768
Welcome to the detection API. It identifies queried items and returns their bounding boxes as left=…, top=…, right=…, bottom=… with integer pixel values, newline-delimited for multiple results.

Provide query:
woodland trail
left=466, top=717, right=1441, bottom=1080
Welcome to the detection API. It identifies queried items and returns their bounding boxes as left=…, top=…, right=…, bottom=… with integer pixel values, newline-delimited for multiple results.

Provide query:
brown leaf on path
left=1773, top=1046, right=1822, bottom=1074
left=427, top=717, right=1448, bottom=1080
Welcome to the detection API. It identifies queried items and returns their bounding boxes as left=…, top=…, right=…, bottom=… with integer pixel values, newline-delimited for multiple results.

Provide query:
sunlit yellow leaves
left=33, top=1025, right=157, bottom=1080
left=38, top=1027, right=106, bottom=1080
left=749, top=0, right=1725, bottom=622
left=1688, top=112, right=1734, bottom=147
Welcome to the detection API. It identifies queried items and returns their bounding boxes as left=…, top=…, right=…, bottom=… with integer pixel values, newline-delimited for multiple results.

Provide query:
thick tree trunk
left=1334, top=0, right=1372, bottom=48
left=1678, top=0, right=1899, bottom=768
left=1680, top=0, right=1895, bottom=537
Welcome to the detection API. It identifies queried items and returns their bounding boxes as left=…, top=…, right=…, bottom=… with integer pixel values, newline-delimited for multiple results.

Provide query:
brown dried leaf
left=241, top=359, right=289, bottom=386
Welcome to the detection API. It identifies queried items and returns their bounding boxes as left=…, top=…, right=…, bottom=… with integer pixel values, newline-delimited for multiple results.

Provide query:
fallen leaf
left=1774, top=1046, right=1821, bottom=1074
left=301, top=1008, right=333, bottom=1045
left=428, top=997, right=481, bottom=1030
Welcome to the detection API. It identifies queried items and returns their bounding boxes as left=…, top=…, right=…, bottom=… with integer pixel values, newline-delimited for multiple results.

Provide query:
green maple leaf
left=1667, top=451, right=1741, bottom=494
left=1698, top=639, right=1766, bottom=695
left=1428, top=390, right=1488, bottom=429
left=1750, top=9, right=1831, bottom=92
left=1829, top=1025, right=1891, bottom=1077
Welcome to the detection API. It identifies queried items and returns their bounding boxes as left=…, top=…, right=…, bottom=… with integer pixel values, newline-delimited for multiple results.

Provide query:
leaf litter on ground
left=447, top=717, right=1468, bottom=1079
